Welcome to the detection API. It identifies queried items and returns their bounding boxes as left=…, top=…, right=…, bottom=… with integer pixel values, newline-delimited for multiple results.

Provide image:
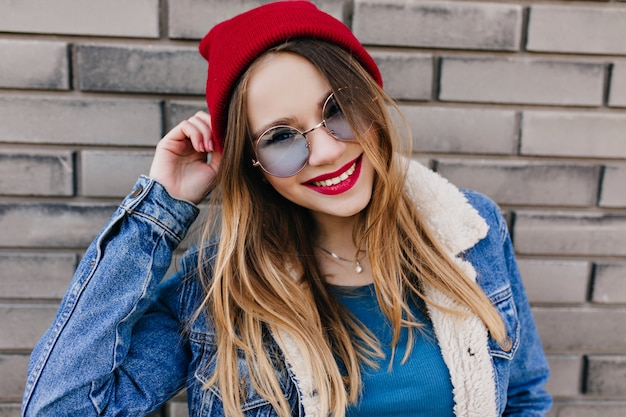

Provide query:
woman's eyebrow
left=252, top=116, right=298, bottom=140
left=251, top=90, right=332, bottom=139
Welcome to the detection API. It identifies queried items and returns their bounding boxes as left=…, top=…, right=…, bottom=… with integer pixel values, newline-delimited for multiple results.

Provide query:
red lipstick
left=303, top=155, right=362, bottom=195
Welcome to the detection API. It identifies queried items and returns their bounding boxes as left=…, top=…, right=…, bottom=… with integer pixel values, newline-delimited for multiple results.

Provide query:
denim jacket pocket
left=188, top=331, right=295, bottom=417
left=487, top=285, right=520, bottom=360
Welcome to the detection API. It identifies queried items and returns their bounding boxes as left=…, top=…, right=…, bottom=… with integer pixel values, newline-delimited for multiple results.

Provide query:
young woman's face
left=246, top=52, right=375, bottom=221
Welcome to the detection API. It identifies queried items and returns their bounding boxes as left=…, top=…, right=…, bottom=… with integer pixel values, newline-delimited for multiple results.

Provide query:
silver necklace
left=317, top=245, right=366, bottom=274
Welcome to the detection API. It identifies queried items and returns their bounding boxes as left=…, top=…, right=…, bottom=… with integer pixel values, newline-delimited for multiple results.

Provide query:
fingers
left=149, top=110, right=222, bottom=203
left=207, top=144, right=222, bottom=170
left=160, top=111, right=214, bottom=155
left=185, top=111, right=214, bottom=153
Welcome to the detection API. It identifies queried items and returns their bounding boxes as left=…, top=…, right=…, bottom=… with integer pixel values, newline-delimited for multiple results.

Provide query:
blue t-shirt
left=331, top=284, right=455, bottom=417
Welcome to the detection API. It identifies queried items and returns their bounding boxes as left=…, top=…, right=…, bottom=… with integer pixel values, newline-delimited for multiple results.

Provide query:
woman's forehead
left=245, top=53, right=331, bottom=129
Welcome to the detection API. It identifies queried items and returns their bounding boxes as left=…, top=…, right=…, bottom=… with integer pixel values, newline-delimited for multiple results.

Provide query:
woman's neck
left=312, top=210, right=357, bottom=245
left=312, top=212, right=373, bottom=287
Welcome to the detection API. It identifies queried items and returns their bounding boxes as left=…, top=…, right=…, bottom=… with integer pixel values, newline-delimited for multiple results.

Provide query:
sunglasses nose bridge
left=301, top=120, right=326, bottom=137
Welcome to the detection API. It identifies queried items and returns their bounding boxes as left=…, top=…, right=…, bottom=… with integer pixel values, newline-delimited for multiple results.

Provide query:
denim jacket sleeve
left=22, top=176, right=200, bottom=416
left=463, top=190, right=552, bottom=416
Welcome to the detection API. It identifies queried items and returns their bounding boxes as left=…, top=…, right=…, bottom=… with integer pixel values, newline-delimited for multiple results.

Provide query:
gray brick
left=371, top=52, right=433, bottom=101
left=0, top=150, right=74, bottom=196
left=400, top=106, right=518, bottom=154
left=610, top=61, right=626, bottom=108
left=514, top=211, right=626, bottom=256
left=534, top=307, right=626, bottom=353
left=0, top=305, right=57, bottom=350
left=440, top=57, right=605, bottom=106
left=0, top=253, right=76, bottom=299
left=517, top=259, right=590, bottom=304
left=165, top=400, right=190, bottom=417
left=77, top=44, right=206, bottom=95
left=0, top=0, right=159, bottom=38
left=0, top=40, right=69, bottom=90
left=586, top=355, right=626, bottom=396
left=554, top=403, right=626, bottom=417
left=593, top=263, right=626, bottom=305
left=0, top=203, right=116, bottom=248
left=436, top=159, right=600, bottom=206
left=0, top=403, right=20, bottom=417
left=600, top=164, right=626, bottom=208
left=81, top=151, right=153, bottom=197
left=353, top=0, right=521, bottom=51
left=168, top=101, right=207, bottom=131
left=527, top=5, right=626, bottom=55
left=521, top=111, right=626, bottom=159
left=0, top=354, right=29, bottom=401
left=0, top=97, right=162, bottom=146
left=545, top=355, right=583, bottom=397
left=168, top=0, right=345, bottom=39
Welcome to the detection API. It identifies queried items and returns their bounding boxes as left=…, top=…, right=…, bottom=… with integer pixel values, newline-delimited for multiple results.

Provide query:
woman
left=22, top=2, right=552, bottom=416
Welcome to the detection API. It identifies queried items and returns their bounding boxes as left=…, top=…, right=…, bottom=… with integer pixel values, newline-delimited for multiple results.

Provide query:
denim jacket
left=22, top=160, right=552, bottom=417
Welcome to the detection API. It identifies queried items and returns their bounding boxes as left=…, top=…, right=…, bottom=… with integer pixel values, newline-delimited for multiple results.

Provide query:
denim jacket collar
left=275, top=159, right=497, bottom=417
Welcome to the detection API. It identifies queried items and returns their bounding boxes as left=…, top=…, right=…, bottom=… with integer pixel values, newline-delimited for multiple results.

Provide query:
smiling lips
left=304, top=155, right=362, bottom=195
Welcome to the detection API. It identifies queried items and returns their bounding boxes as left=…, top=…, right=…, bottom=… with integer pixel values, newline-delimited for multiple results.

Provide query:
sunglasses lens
left=256, top=126, right=309, bottom=177
left=324, top=95, right=356, bottom=141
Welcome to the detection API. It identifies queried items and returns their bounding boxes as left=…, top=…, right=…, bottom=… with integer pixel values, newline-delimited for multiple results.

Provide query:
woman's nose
left=306, top=127, right=346, bottom=167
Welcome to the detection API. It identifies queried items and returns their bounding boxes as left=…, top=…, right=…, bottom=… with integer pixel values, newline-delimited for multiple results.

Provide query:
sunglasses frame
left=251, top=90, right=357, bottom=178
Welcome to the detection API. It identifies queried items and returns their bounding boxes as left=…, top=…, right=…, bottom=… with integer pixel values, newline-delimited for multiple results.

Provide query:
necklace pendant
left=317, top=245, right=366, bottom=274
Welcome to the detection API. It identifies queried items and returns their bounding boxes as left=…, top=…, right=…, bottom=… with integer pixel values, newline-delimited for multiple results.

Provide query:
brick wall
left=1, top=0, right=625, bottom=416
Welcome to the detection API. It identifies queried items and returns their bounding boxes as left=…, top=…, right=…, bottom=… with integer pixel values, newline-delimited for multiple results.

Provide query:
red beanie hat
left=198, top=0, right=383, bottom=152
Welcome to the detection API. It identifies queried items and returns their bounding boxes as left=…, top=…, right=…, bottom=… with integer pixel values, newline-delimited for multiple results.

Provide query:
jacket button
left=501, top=337, right=513, bottom=352
left=130, top=186, right=143, bottom=198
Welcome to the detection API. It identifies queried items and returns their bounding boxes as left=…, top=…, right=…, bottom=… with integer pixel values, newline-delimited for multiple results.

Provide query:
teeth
left=313, top=162, right=356, bottom=187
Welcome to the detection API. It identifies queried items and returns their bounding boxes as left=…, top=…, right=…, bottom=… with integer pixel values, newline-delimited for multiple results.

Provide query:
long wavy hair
left=195, top=39, right=506, bottom=417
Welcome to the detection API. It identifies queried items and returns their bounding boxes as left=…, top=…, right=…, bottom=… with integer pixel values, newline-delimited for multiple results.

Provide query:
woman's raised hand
left=149, top=111, right=221, bottom=205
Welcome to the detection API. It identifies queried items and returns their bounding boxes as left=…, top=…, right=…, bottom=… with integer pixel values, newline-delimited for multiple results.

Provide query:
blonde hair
left=195, top=39, right=506, bottom=417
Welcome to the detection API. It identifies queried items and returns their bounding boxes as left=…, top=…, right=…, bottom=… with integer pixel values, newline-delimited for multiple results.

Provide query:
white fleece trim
left=405, top=159, right=497, bottom=417
left=403, top=159, right=489, bottom=258
left=273, top=159, right=498, bottom=417
left=272, top=329, right=323, bottom=417
left=426, top=289, right=497, bottom=417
